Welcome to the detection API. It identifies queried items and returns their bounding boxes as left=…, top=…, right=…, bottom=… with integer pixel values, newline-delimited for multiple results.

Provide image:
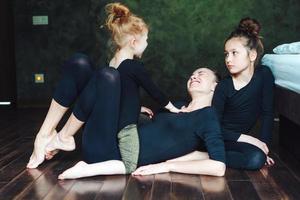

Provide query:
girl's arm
left=259, top=66, right=275, bottom=145
left=133, top=63, right=179, bottom=113
left=212, top=82, right=242, bottom=141
left=237, top=134, right=269, bottom=155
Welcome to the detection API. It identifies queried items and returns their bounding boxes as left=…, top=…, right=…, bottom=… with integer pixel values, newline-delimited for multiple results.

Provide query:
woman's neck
left=109, top=48, right=134, bottom=68
left=186, top=94, right=212, bottom=111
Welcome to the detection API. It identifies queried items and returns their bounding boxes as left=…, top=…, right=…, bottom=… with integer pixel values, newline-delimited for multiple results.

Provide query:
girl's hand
left=164, top=102, right=180, bottom=113
left=169, top=107, right=181, bottom=113
left=132, top=162, right=170, bottom=176
left=265, top=156, right=275, bottom=166
left=179, top=106, right=189, bottom=113
left=238, top=134, right=269, bottom=155
left=141, top=106, right=154, bottom=119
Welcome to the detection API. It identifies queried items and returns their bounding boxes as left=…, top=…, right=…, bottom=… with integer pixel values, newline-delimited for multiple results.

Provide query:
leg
left=225, top=141, right=266, bottom=170
left=27, top=54, right=93, bottom=168
left=27, top=100, right=68, bottom=168
left=46, top=68, right=122, bottom=163
left=58, top=68, right=125, bottom=179
left=58, top=160, right=126, bottom=179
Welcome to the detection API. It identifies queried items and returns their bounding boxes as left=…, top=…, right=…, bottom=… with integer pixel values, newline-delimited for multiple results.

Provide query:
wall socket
left=34, top=73, right=44, bottom=83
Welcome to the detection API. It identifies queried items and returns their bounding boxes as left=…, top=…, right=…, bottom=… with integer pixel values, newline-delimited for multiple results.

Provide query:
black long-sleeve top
left=138, top=107, right=225, bottom=165
left=117, top=59, right=169, bottom=130
left=212, top=65, right=275, bottom=144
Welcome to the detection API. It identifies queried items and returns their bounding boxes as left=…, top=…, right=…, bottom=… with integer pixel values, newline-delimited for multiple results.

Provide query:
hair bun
left=106, top=3, right=130, bottom=22
left=238, top=17, right=261, bottom=37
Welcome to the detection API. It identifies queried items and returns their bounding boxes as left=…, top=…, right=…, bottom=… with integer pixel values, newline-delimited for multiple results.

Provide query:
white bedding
left=262, top=54, right=300, bottom=94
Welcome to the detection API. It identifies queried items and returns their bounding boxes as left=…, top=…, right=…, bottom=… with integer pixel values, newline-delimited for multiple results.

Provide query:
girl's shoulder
left=255, top=65, right=274, bottom=80
left=122, top=59, right=144, bottom=68
left=216, top=75, right=233, bottom=91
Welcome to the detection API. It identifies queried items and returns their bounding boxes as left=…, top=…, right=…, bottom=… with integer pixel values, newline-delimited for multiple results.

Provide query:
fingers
left=265, top=156, right=275, bottom=166
left=132, top=165, right=153, bottom=176
left=141, top=106, right=154, bottom=118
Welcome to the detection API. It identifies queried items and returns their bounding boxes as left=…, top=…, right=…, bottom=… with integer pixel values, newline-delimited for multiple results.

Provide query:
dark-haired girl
left=212, top=17, right=275, bottom=170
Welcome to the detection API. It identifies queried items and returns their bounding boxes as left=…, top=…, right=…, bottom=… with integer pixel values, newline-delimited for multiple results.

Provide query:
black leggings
left=53, top=53, right=122, bottom=163
left=225, top=141, right=266, bottom=170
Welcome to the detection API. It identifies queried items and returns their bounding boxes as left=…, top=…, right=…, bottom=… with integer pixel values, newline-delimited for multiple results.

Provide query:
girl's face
left=224, top=37, right=255, bottom=75
left=133, top=31, right=148, bottom=58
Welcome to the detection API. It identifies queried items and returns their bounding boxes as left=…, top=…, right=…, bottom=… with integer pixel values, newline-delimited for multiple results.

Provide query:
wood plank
left=0, top=139, right=29, bottom=169
left=122, top=175, right=154, bottom=199
left=170, top=173, right=204, bottom=200
left=227, top=181, right=260, bottom=200
left=246, top=168, right=284, bottom=200
left=151, top=173, right=172, bottom=200
left=63, top=178, right=103, bottom=200
left=95, top=175, right=128, bottom=200
left=199, top=176, right=232, bottom=200
left=225, top=168, right=250, bottom=181
left=257, top=154, right=300, bottom=199
left=14, top=156, right=79, bottom=200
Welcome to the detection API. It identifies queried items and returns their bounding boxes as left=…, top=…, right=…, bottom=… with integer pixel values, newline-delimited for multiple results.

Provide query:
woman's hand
left=237, top=134, right=269, bottom=155
left=132, top=162, right=170, bottom=176
left=140, top=106, right=154, bottom=119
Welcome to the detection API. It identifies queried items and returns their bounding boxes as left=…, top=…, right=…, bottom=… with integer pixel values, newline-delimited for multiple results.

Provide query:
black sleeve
left=212, top=82, right=241, bottom=141
left=198, top=111, right=226, bottom=163
left=132, top=62, right=169, bottom=107
left=259, top=66, right=275, bottom=144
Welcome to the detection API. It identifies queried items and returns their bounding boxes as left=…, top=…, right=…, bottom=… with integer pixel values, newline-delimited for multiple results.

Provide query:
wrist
left=166, top=162, right=173, bottom=172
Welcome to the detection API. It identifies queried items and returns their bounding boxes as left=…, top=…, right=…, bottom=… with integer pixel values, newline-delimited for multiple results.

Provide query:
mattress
left=262, top=54, right=300, bottom=94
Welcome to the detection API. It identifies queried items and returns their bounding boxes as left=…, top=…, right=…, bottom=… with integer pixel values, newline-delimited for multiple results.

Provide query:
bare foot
left=45, top=132, right=75, bottom=160
left=27, top=132, right=56, bottom=168
left=58, top=161, right=88, bottom=180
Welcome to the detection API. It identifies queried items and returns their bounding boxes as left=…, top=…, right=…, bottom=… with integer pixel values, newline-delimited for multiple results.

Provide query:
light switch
left=32, top=16, right=48, bottom=25
left=34, top=73, right=44, bottom=83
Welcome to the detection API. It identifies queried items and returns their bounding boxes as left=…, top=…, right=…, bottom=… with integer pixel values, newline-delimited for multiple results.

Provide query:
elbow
left=213, top=162, right=226, bottom=177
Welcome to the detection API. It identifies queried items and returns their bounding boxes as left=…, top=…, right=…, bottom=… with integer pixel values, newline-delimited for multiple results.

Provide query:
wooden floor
left=0, top=108, right=300, bottom=200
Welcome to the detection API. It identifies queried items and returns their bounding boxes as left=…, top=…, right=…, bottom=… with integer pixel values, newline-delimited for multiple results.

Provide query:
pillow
left=273, top=41, right=300, bottom=54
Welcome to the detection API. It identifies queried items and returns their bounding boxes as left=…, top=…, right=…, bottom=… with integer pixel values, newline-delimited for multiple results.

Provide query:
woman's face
left=187, top=68, right=216, bottom=94
left=224, top=37, right=253, bottom=75
left=133, top=31, right=148, bottom=58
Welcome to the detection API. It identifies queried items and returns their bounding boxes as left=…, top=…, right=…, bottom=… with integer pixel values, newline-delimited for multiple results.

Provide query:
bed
left=262, top=53, right=300, bottom=160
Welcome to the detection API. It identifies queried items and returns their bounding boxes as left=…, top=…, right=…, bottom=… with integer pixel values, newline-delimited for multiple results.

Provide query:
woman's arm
left=166, top=151, right=209, bottom=162
left=132, top=159, right=225, bottom=177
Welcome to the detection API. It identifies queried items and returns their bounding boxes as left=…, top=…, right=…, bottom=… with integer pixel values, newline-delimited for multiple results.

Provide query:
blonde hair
left=105, top=2, right=148, bottom=49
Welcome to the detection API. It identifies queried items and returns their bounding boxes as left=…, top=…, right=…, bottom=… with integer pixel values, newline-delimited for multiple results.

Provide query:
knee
left=97, top=67, right=120, bottom=83
left=64, top=53, right=94, bottom=73
left=245, top=150, right=266, bottom=170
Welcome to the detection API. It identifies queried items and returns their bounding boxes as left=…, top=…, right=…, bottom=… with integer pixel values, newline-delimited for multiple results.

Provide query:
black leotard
left=117, top=59, right=169, bottom=130
left=138, top=107, right=225, bottom=165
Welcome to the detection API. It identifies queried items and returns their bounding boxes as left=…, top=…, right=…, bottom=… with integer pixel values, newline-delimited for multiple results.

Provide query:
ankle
left=58, top=132, right=73, bottom=143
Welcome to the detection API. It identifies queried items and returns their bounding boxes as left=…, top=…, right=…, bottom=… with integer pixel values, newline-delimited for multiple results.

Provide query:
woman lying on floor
left=53, top=66, right=226, bottom=179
